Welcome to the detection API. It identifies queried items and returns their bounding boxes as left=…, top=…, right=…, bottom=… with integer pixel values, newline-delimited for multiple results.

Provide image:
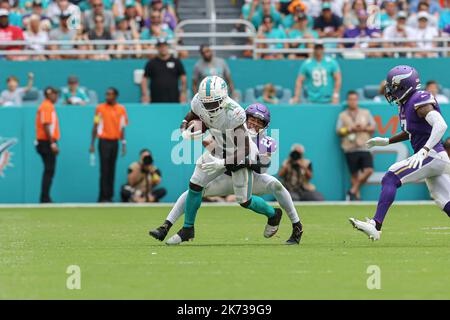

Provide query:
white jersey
left=191, top=94, right=255, bottom=161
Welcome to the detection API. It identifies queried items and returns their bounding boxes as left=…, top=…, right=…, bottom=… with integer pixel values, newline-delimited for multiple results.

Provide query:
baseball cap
left=151, top=0, right=162, bottom=4
left=0, top=9, right=9, bottom=17
left=417, top=11, right=429, bottom=21
left=60, top=11, right=71, bottom=19
left=32, top=0, right=43, bottom=6
left=125, top=0, right=136, bottom=8
left=397, top=11, right=408, bottom=19
left=321, top=2, right=332, bottom=10
left=156, top=38, right=168, bottom=46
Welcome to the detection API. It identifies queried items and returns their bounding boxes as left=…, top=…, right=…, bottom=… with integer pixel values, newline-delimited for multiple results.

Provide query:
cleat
left=264, top=208, right=282, bottom=238
left=149, top=225, right=169, bottom=241
left=166, top=226, right=195, bottom=245
left=286, top=223, right=303, bottom=245
left=349, top=217, right=381, bottom=241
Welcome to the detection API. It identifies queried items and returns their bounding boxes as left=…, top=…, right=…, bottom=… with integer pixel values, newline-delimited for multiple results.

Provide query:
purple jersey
left=399, top=90, right=445, bottom=153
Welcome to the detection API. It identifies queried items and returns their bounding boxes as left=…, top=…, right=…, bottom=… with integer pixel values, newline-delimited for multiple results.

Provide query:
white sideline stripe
left=0, top=201, right=436, bottom=209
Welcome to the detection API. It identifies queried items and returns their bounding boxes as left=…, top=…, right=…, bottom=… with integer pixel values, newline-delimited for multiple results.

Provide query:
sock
left=166, top=191, right=187, bottom=225
left=272, top=182, right=300, bottom=224
left=163, top=220, right=173, bottom=230
left=245, top=196, right=276, bottom=218
left=373, top=171, right=401, bottom=227
left=183, top=187, right=203, bottom=228
left=444, top=201, right=450, bottom=217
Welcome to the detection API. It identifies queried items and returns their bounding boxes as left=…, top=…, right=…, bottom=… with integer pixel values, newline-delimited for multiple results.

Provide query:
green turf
left=0, top=204, right=449, bottom=299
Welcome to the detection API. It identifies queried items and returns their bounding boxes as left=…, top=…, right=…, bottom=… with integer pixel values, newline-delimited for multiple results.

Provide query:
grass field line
left=0, top=200, right=436, bottom=209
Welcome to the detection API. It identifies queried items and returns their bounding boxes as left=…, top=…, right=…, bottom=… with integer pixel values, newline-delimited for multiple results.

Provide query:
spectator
left=407, top=0, right=438, bottom=29
left=141, top=38, right=187, bottom=103
left=140, top=9, right=173, bottom=42
left=90, top=87, right=128, bottom=203
left=278, top=144, right=324, bottom=201
left=48, top=13, right=77, bottom=59
left=382, top=11, right=415, bottom=56
left=0, top=0, right=23, bottom=28
left=336, top=91, right=375, bottom=201
left=35, top=87, right=60, bottom=203
left=21, top=1, right=52, bottom=32
left=72, top=24, right=91, bottom=60
left=287, top=13, right=319, bottom=59
left=257, top=83, right=279, bottom=104
left=439, top=0, right=450, bottom=32
left=291, top=43, right=342, bottom=104
left=145, top=0, right=176, bottom=31
left=282, top=0, right=311, bottom=29
left=286, top=12, right=318, bottom=59
left=24, top=14, right=48, bottom=59
left=83, top=0, right=115, bottom=33
left=342, top=0, right=367, bottom=28
left=342, top=9, right=381, bottom=54
left=121, top=149, right=167, bottom=203
left=256, top=15, right=287, bottom=60
left=47, top=0, right=79, bottom=26
left=88, top=14, right=113, bottom=60
left=425, top=80, right=449, bottom=104
left=114, top=15, right=141, bottom=58
left=0, top=73, right=34, bottom=106
left=123, top=0, right=144, bottom=33
left=192, top=44, right=234, bottom=95
left=413, top=11, right=439, bottom=58
left=444, top=137, right=450, bottom=158
left=379, top=0, right=398, bottom=30
left=0, top=9, right=26, bottom=61
left=61, top=75, right=89, bottom=105
left=313, top=2, right=344, bottom=39
left=112, top=0, right=143, bottom=18
left=305, top=0, right=345, bottom=18
left=245, top=0, right=282, bottom=29
left=410, top=0, right=441, bottom=15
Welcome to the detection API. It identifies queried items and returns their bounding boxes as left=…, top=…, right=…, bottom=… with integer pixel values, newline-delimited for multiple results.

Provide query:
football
left=187, top=119, right=207, bottom=133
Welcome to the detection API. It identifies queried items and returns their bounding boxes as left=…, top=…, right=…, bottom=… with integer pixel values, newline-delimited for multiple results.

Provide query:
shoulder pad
left=412, top=90, right=436, bottom=109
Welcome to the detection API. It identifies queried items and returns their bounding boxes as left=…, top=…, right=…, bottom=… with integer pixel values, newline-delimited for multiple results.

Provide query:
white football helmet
left=198, top=76, right=228, bottom=115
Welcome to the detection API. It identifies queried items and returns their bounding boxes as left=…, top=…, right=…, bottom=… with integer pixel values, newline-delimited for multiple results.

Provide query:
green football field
left=0, top=204, right=449, bottom=300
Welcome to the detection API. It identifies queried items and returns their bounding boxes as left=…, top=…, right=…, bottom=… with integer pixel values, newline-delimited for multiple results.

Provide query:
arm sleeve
left=177, top=59, right=186, bottom=76
left=424, top=110, right=448, bottom=150
left=143, top=61, right=152, bottom=78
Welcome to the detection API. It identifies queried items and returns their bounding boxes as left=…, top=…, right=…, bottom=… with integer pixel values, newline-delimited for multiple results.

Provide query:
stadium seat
left=244, top=85, right=292, bottom=104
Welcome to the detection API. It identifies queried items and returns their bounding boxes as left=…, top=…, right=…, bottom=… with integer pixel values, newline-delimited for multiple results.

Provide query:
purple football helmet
left=245, top=103, right=271, bottom=128
left=385, top=65, right=421, bottom=104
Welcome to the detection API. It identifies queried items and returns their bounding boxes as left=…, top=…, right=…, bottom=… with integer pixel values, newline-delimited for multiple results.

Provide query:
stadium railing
left=0, top=20, right=448, bottom=58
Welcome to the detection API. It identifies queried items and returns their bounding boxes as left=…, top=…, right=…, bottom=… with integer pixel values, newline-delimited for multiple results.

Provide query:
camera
left=142, top=154, right=153, bottom=166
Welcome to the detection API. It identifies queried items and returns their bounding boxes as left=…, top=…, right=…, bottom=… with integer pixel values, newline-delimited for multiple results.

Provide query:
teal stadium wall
left=0, top=58, right=449, bottom=203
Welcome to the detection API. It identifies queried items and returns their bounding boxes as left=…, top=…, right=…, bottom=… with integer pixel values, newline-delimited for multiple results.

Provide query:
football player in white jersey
left=165, top=76, right=283, bottom=245
left=150, top=103, right=304, bottom=245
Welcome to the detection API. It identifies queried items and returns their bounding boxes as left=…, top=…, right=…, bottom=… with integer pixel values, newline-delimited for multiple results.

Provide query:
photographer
left=121, top=149, right=167, bottom=203
left=278, top=144, right=324, bottom=201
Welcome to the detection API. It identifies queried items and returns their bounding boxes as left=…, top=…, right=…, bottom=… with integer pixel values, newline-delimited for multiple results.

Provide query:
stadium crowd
left=0, top=0, right=449, bottom=60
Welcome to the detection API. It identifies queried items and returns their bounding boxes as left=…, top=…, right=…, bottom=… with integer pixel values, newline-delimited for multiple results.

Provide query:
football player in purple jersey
left=350, top=65, right=450, bottom=240
left=150, top=103, right=304, bottom=245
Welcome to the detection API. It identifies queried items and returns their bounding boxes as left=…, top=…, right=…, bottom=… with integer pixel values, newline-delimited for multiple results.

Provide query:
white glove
left=406, top=148, right=429, bottom=169
left=366, top=137, right=389, bottom=149
left=201, top=154, right=225, bottom=175
left=181, top=123, right=203, bottom=140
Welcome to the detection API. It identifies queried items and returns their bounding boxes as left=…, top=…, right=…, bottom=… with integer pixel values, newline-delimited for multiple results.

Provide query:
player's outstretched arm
left=366, top=132, right=409, bottom=149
